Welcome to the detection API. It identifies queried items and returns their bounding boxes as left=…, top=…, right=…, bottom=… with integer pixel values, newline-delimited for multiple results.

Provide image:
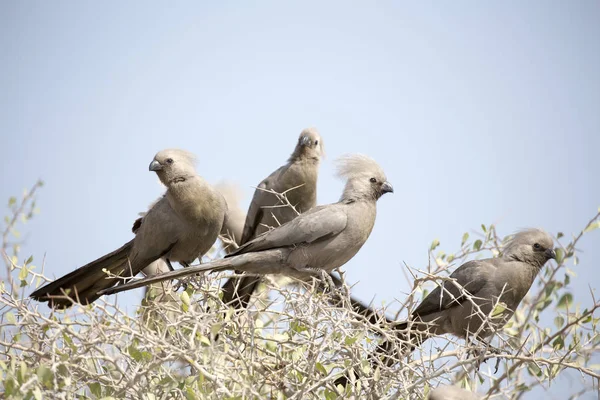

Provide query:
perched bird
left=31, top=149, right=228, bottom=308
left=98, top=154, right=393, bottom=297
left=220, top=128, right=324, bottom=309
left=428, top=385, right=482, bottom=400
left=338, top=228, right=556, bottom=385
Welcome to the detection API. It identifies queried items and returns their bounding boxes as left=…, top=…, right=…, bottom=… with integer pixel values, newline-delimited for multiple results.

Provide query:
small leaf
left=555, top=248, right=564, bottom=264
left=6, top=312, right=16, bottom=324
left=32, top=387, right=42, bottom=400
left=89, top=382, right=102, bottom=397
left=473, top=240, right=482, bottom=251
left=556, top=232, right=564, bottom=239
left=430, top=239, right=440, bottom=251
left=492, top=302, right=507, bottom=317
left=557, top=293, right=573, bottom=310
left=8, top=197, right=17, bottom=207
left=180, top=291, right=191, bottom=305
left=315, top=362, right=328, bottom=376
left=461, top=232, right=469, bottom=245
left=481, top=224, right=487, bottom=233
left=344, top=335, right=359, bottom=345
left=25, top=255, right=34, bottom=265
left=554, top=316, right=565, bottom=328
left=583, top=221, right=600, bottom=233
left=18, top=265, right=29, bottom=281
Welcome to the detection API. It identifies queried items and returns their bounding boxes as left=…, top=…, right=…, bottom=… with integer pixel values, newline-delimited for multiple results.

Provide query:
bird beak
left=545, top=248, right=557, bottom=260
left=149, top=160, right=162, bottom=171
left=300, top=136, right=312, bottom=146
left=381, top=182, right=394, bottom=194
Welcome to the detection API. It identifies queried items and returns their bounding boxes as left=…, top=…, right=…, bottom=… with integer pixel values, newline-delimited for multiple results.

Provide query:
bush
left=1, top=183, right=599, bottom=399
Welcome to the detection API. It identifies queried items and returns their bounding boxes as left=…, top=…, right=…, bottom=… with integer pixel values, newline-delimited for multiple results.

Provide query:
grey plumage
left=98, top=154, right=393, bottom=297
left=214, top=181, right=246, bottom=253
left=31, top=149, right=228, bottom=308
left=428, top=385, right=482, bottom=400
left=220, top=128, right=324, bottom=309
left=373, top=229, right=556, bottom=367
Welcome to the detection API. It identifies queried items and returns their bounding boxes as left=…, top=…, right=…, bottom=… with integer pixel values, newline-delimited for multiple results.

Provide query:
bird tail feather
left=30, top=240, right=134, bottom=308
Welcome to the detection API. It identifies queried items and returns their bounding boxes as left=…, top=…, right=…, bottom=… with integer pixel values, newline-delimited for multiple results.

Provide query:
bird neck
left=287, top=150, right=320, bottom=164
left=166, top=177, right=220, bottom=222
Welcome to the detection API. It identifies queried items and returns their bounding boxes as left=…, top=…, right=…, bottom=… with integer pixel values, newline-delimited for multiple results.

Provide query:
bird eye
left=166, top=158, right=174, bottom=164
left=314, top=140, right=319, bottom=145
left=370, top=177, right=377, bottom=183
left=533, top=243, right=541, bottom=250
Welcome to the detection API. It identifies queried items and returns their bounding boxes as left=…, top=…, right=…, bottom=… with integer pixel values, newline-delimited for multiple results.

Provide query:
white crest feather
left=336, top=154, right=386, bottom=181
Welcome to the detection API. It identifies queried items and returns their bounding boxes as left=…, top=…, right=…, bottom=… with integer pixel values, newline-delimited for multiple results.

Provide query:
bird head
left=290, top=127, right=325, bottom=161
left=502, top=228, right=556, bottom=268
left=149, top=149, right=197, bottom=186
left=336, top=154, right=393, bottom=202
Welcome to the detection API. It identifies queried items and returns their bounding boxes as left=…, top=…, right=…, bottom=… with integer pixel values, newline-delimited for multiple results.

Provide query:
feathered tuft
left=336, top=154, right=386, bottom=181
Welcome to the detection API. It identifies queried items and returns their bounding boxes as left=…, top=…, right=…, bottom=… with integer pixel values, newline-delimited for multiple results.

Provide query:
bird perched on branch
left=31, top=149, right=228, bottom=308
left=98, top=154, right=393, bottom=297
left=336, top=229, right=556, bottom=386
left=220, top=127, right=324, bottom=309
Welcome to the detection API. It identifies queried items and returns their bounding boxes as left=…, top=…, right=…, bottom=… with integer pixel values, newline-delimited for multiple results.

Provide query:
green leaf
left=492, top=302, right=507, bottom=317
left=481, top=224, right=487, bottom=233
left=552, top=336, right=564, bottom=350
left=210, top=323, right=222, bottom=338
left=25, top=255, right=34, bottom=265
left=473, top=240, right=482, bottom=251
left=89, top=382, right=102, bottom=397
left=290, top=320, right=308, bottom=334
left=583, top=221, right=600, bottom=233
left=18, top=265, right=29, bottom=281
left=554, top=316, right=565, bottom=328
left=555, top=248, right=564, bottom=264
left=315, top=362, right=328, bottom=376
left=557, top=293, right=573, bottom=310
left=556, top=232, right=564, bottom=239
left=430, top=239, right=440, bottom=251
left=324, top=389, right=337, bottom=400
left=461, top=232, right=469, bottom=245
left=36, top=364, right=53, bottom=388
left=8, top=196, right=17, bottom=207
left=344, top=335, right=359, bottom=345
left=6, top=312, right=16, bottom=324
left=180, top=291, right=191, bottom=306
left=32, top=387, right=42, bottom=400
left=527, top=363, right=542, bottom=377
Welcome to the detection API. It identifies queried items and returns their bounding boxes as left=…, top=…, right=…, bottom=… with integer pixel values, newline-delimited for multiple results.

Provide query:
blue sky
left=1, top=2, right=598, bottom=398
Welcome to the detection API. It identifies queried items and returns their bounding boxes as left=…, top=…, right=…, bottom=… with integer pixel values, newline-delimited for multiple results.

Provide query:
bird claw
left=467, top=344, right=505, bottom=373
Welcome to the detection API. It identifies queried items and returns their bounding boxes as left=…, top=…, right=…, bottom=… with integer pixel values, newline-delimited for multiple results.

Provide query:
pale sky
left=1, top=2, right=599, bottom=398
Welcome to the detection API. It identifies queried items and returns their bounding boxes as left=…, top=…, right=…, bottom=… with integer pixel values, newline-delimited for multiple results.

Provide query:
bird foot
left=467, top=344, right=506, bottom=373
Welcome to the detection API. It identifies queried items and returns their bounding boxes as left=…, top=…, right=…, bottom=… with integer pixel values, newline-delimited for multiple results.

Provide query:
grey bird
left=428, top=385, right=482, bottom=400
left=361, top=229, right=555, bottom=376
left=220, top=128, right=324, bottom=309
left=98, top=154, right=393, bottom=297
left=137, top=181, right=246, bottom=301
left=335, top=229, right=556, bottom=386
left=30, top=149, right=228, bottom=308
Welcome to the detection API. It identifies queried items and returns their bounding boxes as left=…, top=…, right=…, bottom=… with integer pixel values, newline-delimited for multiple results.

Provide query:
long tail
left=335, top=321, right=429, bottom=387
left=220, top=276, right=261, bottom=309
left=98, top=250, right=287, bottom=297
left=30, top=240, right=135, bottom=308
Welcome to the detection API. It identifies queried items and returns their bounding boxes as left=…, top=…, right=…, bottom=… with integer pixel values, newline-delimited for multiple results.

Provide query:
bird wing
left=229, top=204, right=347, bottom=255
left=412, top=259, right=496, bottom=317
left=240, top=165, right=288, bottom=244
